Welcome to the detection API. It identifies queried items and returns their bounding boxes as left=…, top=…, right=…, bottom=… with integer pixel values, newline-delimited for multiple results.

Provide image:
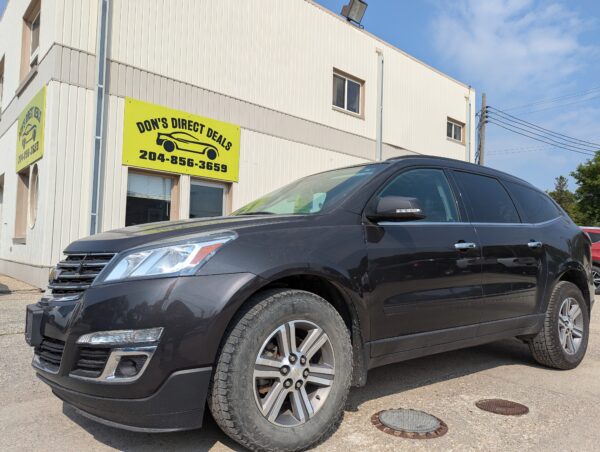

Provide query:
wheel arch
left=556, top=263, right=592, bottom=312
left=223, top=270, right=369, bottom=387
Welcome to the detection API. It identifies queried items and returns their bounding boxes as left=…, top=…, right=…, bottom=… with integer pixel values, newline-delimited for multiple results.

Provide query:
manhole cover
left=371, top=409, right=448, bottom=439
left=475, top=399, right=529, bottom=416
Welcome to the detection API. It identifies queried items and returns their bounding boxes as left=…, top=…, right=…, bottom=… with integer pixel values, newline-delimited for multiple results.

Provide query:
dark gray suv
left=25, top=156, right=594, bottom=451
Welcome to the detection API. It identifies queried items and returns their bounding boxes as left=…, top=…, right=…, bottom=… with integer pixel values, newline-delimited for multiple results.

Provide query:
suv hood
left=65, top=215, right=308, bottom=254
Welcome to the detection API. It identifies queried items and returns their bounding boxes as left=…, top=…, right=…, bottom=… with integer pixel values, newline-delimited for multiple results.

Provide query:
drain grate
left=475, top=399, right=529, bottom=416
left=371, top=409, right=448, bottom=439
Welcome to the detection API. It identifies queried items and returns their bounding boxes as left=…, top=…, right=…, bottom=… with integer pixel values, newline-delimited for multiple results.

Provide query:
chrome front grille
left=48, top=253, right=115, bottom=297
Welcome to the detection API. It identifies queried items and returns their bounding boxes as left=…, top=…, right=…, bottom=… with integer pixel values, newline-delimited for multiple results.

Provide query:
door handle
left=454, top=242, right=477, bottom=250
left=527, top=241, right=543, bottom=249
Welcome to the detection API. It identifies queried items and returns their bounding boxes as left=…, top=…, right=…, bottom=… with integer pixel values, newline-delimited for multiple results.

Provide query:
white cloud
left=432, top=0, right=590, bottom=96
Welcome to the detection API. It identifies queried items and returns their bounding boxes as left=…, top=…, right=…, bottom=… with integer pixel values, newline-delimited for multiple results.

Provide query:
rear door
left=452, top=171, right=545, bottom=322
left=366, top=167, right=483, bottom=343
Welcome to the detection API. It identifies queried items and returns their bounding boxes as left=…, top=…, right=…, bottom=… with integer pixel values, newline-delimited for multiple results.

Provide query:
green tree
left=548, top=175, right=576, bottom=217
left=571, top=152, right=600, bottom=226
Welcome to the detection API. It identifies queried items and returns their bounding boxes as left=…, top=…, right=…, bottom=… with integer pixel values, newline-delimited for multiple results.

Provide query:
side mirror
left=368, top=196, right=426, bottom=222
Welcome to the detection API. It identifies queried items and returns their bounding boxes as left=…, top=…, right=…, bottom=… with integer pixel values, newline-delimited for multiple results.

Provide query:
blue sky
left=315, top=0, right=600, bottom=192
left=1, top=1, right=598, bottom=191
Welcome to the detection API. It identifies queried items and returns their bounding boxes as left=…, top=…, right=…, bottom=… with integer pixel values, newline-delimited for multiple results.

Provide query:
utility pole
left=375, top=48, right=384, bottom=161
left=477, top=93, right=487, bottom=166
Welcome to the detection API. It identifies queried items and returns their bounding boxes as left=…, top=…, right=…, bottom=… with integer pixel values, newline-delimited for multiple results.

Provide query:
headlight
left=96, top=232, right=236, bottom=283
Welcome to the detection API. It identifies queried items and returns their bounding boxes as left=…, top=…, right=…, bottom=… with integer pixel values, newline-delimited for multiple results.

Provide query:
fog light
left=77, top=327, right=163, bottom=346
left=115, top=355, right=148, bottom=378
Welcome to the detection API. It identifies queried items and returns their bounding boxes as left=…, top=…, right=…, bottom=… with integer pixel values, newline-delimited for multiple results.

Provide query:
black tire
left=528, top=281, right=589, bottom=370
left=208, top=289, right=352, bottom=452
left=592, top=266, right=600, bottom=295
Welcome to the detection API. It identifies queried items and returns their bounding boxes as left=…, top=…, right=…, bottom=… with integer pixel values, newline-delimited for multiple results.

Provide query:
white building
left=0, top=0, right=475, bottom=288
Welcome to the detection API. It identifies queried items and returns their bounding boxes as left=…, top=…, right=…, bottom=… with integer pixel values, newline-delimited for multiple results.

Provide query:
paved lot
left=1, top=274, right=599, bottom=451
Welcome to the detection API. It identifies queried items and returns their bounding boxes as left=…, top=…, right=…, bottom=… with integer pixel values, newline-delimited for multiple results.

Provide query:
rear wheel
left=592, top=266, right=600, bottom=295
left=209, top=289, right=352, bottom=451
left=163, top=140, right=175, bottom=152
left=528, top=281, right=589, bottom=369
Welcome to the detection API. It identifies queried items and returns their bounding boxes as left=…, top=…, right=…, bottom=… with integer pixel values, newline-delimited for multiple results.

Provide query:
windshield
left=234, top=164, right=383, bottom=215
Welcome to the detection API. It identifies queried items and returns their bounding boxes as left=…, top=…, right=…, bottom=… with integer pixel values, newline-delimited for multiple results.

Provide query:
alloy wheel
left=253, top=320, right=335, bottom=427
left=593, top=270, right=600, bottom=290
left=558, top=297, right=584, bottom=355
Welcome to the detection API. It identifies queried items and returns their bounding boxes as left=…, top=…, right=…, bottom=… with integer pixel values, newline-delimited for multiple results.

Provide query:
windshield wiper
left=236, top=211, right=276, bottom=216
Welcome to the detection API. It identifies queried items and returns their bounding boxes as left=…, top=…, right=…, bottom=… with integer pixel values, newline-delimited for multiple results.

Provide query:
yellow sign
left=16, top=87, right=46, bottom=172
left=122, top=98, right=240, bottom=182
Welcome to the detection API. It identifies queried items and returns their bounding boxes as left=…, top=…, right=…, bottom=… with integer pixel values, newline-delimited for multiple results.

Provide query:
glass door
left=190, top=180, right=227, bottom=218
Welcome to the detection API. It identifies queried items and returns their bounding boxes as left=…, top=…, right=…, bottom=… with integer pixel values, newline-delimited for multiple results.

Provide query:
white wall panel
left=233, top=129, right=369, bottom=209
left=0, top=81, right=93, bottom=272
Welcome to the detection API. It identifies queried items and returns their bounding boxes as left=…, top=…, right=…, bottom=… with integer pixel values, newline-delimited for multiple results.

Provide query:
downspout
left=465, top=87, right=472, bottom=162
left=90, top=0, right=110, bottom=235
left=375, top=48, right=384, bottom=161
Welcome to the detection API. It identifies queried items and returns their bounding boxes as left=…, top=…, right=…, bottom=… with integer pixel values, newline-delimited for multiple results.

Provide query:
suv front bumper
left=40, top=367, right=212, bottom=432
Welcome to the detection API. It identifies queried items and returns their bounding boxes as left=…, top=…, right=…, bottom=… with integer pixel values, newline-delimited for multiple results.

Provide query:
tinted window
left=453, top=171, right=519, bottom=223
left=504, top=181, right=561, bottom=223
left=379, top=168, right=459, bottom=222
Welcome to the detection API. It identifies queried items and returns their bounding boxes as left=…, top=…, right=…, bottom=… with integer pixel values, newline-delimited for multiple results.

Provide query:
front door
left=366, top=168, right=483, bottom=346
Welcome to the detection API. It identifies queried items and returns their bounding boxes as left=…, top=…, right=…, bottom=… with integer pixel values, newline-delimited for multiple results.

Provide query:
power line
left=487, top=107, right=600, bottom=148
left=487, top=117, right=598, bottom=153
left=515, top=93, right=600, bottom=115
left=486, top=119, right=596, bottom=157
left=501, top=84, right=600, bottom=112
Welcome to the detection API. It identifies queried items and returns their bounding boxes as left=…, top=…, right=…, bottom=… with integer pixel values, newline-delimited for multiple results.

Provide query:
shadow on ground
left=63, top=338, right=544, bottom=451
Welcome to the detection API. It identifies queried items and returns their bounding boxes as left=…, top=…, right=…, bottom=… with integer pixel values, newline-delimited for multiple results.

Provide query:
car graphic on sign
left=156, top=131, right=219, bottom=160
left=21, top=124, right=37, bottom=148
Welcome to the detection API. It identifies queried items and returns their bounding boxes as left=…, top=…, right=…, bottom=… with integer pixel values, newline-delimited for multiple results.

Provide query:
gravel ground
left=1, top=275, right=598, bottom=451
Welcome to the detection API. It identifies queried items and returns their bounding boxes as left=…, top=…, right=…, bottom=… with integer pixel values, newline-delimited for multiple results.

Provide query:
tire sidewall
left=224, top=291, right=352, bottom=450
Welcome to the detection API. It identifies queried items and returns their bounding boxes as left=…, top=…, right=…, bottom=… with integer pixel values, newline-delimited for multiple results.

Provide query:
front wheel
left=209, top=289, right=352, bottom=451
left=528, top=281, right=589, bottom=369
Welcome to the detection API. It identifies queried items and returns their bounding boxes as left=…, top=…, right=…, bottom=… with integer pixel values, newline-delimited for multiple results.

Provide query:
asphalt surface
left=1, top=274, right=599, bottom=451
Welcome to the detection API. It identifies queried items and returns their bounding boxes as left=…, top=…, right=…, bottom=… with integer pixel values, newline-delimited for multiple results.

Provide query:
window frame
left=365, top=166, right=465, bottom=224
left=446, top=118, right=464, bottom=144
left=451, top=170, right=522, bottom=224
left=502, top=179, right=562, bottom=225
left=14, top=168, right=31, bottom=243
left=125, top=168, right=180, bottom=226
left=29, top=11, right=41, bottom=66
left=332, top=69, right=364, bottom=118
left=189, top=178, right=230, bottom=218
left=20, top=0, right=41, bottom=84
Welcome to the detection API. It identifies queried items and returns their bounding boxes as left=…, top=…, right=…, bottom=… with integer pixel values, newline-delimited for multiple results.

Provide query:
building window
left=125, top=171, right=179, bottom=226
left=447, top=118, right=464, bottom=143
left=190, top=180, right=227, bottom=218
left=332, top=70, right=363, bottom=115
left=30, top=12, right=41, bottom=65
left=15, top=168, right=30, bottom=241
left=20, top=0, right=41, bottom=82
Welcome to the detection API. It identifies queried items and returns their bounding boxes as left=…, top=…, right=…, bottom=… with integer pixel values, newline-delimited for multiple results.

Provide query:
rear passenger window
left=379, top=168, right=459, bottom=222
left=505, top=181, right=561, bottom=223
left=453, top=171, right=520, bottom=223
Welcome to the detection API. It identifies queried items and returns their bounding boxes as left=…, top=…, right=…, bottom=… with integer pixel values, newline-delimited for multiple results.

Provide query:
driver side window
left=379, top=168, right=459, bottom=222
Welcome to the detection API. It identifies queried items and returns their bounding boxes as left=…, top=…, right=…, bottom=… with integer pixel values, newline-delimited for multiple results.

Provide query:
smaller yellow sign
left=16, top=87, right=46, bottom=172
left=122, top=98, right=240, bottom=182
